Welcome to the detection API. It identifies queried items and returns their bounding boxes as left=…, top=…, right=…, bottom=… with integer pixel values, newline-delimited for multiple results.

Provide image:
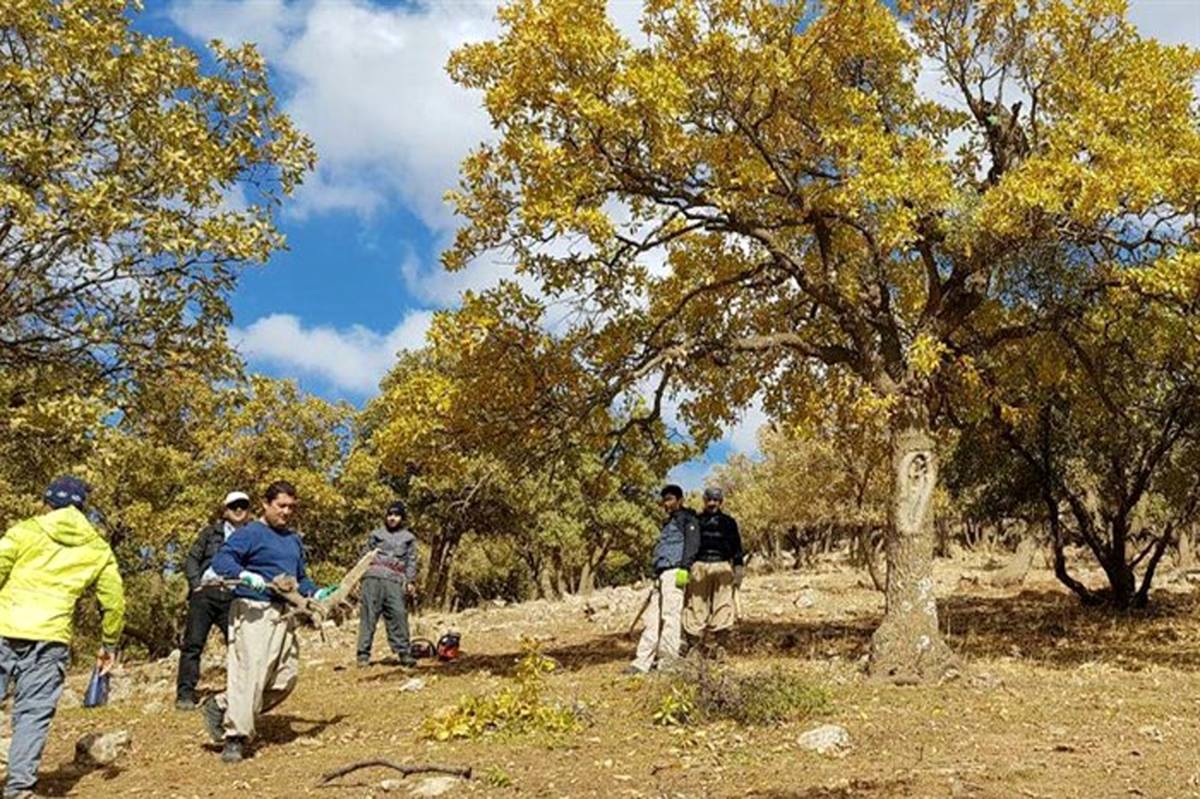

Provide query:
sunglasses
left=226, top=501, right=251, bottom=511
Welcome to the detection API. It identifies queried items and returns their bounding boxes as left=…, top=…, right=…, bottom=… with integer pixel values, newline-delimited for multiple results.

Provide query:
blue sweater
left=211, top=520, right=317, bottom=602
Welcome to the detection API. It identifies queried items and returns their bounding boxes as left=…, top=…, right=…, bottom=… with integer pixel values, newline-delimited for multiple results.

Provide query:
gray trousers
left=356, top=577, right=410, bottom=662
left=0, top=638, right=69, bottom=797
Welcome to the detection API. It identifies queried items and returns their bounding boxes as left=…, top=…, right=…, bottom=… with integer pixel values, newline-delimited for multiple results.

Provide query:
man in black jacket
left=174, top=491, right=251, bottom=710
left=683, top=487, right=744, bottom=653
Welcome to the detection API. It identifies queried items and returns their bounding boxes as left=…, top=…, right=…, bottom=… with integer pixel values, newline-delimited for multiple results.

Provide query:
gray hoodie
left=364, top=526, right=419, bottom=584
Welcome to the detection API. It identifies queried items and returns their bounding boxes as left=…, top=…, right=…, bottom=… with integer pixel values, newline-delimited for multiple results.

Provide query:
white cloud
left=725, top=399, right=767, bottom=456
left=168, top=0, right=660, bottom=229
left=667, top=458, right=716, bottom=491
left=230, top=311, right=434, bottom=394
left=171, top=0, right=498, bottom=228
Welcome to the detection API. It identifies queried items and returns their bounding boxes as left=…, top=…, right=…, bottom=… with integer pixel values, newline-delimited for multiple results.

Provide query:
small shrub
left=421, top=639, right=583, bottom=741
left=652, top=683, right=697, bottom=726
left=652, top=661, right=831, bottom=726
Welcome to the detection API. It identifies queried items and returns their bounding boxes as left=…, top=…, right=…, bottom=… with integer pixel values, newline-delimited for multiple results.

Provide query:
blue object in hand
left=83, top=664, right=109, bottom=708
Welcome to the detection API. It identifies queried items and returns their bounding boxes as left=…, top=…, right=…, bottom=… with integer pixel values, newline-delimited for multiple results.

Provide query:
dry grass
left=28, top=555, right=1200, bottom=798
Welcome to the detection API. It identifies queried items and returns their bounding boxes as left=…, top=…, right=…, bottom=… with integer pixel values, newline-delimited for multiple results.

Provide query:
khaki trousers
left=214, top=599, right=299, bottom=740
left=631, top=570, right=684, bottom=673
left=683, top=560, right=735, bottom=637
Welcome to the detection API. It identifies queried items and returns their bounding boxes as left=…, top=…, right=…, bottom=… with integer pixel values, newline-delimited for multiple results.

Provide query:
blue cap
left=45, top=475, right=89, bottom=510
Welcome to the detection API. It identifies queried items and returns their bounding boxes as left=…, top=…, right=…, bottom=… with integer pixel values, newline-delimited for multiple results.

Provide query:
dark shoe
left=175, top=697, right=198, bottom=711
left=221, top=737, right=246, bottom=764
left=202, top=697, right=225, bottom=744
left=399, top=655, right=418, bottom=668
left=356, top=659, right=370, bottom=669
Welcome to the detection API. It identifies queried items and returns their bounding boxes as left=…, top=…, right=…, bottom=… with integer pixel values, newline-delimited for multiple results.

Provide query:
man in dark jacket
left=203, top=481, right=318, bottom=764
left=625, top=485, right=699, bottom=675
left=175, top=491, right=250, bottom=710
left=356, top=502, right=419, bottom=668
left=683, top=487, right=744, bottom=650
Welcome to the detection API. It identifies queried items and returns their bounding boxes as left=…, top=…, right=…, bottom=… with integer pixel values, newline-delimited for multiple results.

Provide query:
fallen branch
left=317, top=760, right=472, bottom=786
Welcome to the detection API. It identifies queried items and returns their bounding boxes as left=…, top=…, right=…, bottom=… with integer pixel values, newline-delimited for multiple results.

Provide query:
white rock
left=107, top=674, right=132, bottom=703
left=409, top=776, right=463, bottom=797
left=74, top=730, right=132, bottom=766
left=797, top=724, right=851, bottom=755
left=399, top=678, right=425, bottom=693
left=794, top=589, right=817, bottom=608
left=380, top=778, right=404, bottom=792
left=1139, top=725, right=1165, bottom=743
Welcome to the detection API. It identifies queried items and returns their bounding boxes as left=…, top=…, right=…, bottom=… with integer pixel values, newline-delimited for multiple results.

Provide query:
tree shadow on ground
left=359, top=632, right=642, bottom=680
left=745, top=777, right=916, bottom=798
left=38, top=763, right=122, bottom=797
left=940, top=588, right=1200, bottom=671
left=365, top=588, right=1200, bottom=681
left=255, top=712, right=348, bottom=751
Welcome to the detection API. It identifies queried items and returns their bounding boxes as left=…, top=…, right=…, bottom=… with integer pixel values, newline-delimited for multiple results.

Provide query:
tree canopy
left=445, top=0, right=1200, bottom=680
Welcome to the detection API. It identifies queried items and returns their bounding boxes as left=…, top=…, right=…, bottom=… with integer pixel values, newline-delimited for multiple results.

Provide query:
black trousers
left=175, top=587, right=232, bottom=701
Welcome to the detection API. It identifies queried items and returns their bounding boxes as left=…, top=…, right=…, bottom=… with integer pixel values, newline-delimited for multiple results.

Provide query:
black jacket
left=695, top=511, right=744, bottom=566
left=183, top=521, right=228, bottom=591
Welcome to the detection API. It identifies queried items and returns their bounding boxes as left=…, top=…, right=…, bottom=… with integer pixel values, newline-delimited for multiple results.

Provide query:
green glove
left=313, top=584, right=338, bottom=601
left=674, top=568, right=690, bottom=589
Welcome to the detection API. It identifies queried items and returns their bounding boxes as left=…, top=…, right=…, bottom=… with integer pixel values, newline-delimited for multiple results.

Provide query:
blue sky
left=141, top=0, right=1199, bottom=487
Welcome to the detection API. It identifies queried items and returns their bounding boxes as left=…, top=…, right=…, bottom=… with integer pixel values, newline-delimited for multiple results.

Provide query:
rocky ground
left=7, top=550, right=1200, bottom=798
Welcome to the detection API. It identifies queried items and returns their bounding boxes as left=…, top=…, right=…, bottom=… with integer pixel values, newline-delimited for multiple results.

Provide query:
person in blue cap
left=0, top=476, right=125, bottom=799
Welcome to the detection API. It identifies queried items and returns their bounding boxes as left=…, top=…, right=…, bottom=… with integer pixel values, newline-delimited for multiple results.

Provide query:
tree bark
left=1175, top=524, right=1197, bottom=571
left=425, top=531, right=460, bottom=608
left=868, top=424, right=957, bottom=683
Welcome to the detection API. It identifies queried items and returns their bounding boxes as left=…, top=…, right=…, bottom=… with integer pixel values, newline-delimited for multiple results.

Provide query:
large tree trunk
left=868, top=424, right=957, bottom=683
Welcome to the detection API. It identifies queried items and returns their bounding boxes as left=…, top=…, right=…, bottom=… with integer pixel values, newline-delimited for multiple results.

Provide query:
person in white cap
left=174, top=490, right=251, bottom=710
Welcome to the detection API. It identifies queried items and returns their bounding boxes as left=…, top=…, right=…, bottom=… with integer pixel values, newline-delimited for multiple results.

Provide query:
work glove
left=732, top=565, right=745, bottom=589
left=674, top=568, right=690, bottom=589
left=238, top=571, right=267, bottom=591
left=313, top=584, right=338, bottom=601
left=96, top=645, right=117, bottom=676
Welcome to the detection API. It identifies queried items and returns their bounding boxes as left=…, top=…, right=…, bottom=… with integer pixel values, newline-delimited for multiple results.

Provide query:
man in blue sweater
left=202, top=480, right=317, bottom=764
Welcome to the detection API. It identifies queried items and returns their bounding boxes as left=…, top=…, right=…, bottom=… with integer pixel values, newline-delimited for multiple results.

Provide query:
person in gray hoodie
left=356, top=502, right=419, bottom=668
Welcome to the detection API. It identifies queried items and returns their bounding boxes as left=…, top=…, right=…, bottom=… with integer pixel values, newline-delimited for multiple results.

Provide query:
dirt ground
left=26, top=552, right=1200, bottom=799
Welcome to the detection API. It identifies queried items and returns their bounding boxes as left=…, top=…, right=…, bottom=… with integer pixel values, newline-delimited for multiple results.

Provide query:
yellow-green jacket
left=0, top=506, right=125, bottom=647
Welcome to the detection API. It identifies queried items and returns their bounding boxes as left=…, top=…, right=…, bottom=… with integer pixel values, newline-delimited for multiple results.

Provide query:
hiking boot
left=202, top=697, right=225, bottom=744
left=399, top=655, right=418, bottom=668
left=221, top=737, right=246, bottom=764
left=175, top=696, right=198, bottom=711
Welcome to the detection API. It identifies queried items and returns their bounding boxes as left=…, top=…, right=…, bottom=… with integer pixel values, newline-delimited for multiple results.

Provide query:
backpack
left=436, top=631, right=461, bottom=661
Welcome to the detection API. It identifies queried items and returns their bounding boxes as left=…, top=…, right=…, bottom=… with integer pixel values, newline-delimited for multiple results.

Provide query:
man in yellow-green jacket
left=0, top=476, right=125, bottom=799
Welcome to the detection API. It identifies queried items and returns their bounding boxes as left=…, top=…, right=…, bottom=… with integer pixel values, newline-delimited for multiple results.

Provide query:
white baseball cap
left=223, top=491, right=251, bottom=507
